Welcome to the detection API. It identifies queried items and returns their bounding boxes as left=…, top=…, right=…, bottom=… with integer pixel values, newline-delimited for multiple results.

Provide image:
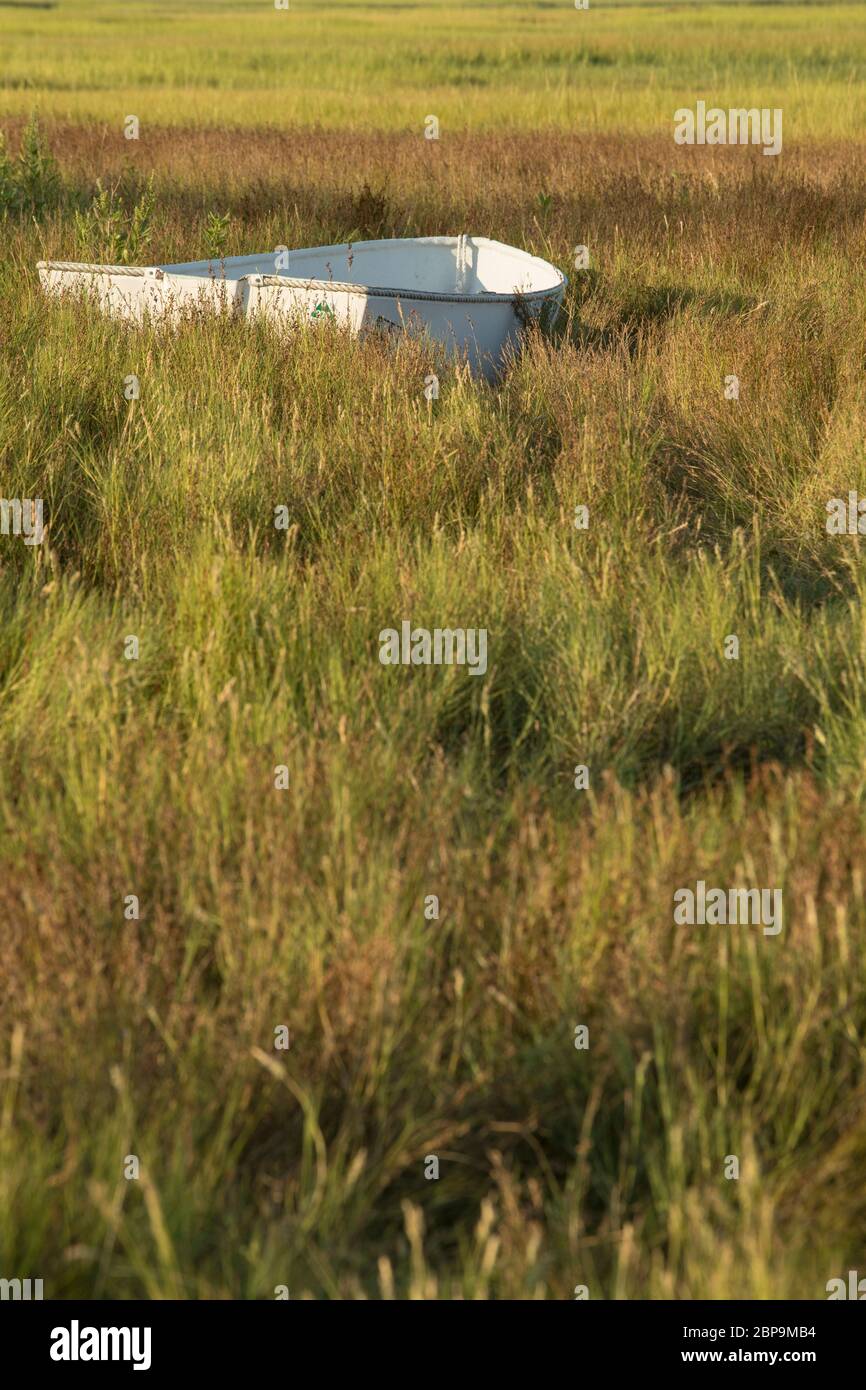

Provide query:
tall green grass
left=1, top=123, right=866, bottom=1297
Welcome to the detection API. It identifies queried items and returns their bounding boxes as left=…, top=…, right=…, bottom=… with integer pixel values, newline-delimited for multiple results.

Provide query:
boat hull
left=37, top=236, right=567, bottom=378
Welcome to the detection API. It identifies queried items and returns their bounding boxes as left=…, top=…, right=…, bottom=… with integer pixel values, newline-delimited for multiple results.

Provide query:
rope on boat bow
left=455, top=234, right=470, bottom=294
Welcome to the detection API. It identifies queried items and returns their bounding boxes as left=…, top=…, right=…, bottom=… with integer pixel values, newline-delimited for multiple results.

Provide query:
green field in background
left=0, top=0, right=864, bottom=135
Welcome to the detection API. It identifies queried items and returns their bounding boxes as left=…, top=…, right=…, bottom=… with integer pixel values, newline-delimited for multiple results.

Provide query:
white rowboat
left=37, top=236, right=567, bottom=378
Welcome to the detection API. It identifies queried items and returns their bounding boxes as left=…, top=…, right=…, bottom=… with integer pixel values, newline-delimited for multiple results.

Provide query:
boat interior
left=161, top=237, right=563, bottom=298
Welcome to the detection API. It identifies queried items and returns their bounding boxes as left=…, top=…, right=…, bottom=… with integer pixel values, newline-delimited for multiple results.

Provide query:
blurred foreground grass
left=0, top=0, right=864, bottom=137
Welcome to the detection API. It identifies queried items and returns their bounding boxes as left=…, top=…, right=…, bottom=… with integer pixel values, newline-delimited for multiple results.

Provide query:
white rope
left=455, top=234, right=469, bottom=293
left=37, top=261, right=154, bottom=276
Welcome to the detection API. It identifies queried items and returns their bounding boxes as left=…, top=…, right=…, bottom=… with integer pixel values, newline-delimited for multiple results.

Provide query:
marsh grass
left=1, top=121, right=866, bottom=1298
left=1, top=0, right=866, bottom=137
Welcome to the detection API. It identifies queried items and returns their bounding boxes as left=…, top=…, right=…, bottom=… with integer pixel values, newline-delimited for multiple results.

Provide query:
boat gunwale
left=37, top=261, right=153, bottom=275
left=246, top=273, right=565, bottom=305
left=36, top=266, right=566, bottom=306
left=37, top=236, right=568, bottom=304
